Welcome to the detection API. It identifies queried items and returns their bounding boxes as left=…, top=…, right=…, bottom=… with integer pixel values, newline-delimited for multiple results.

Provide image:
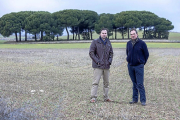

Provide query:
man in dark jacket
left=89, top=28, right=113, bottom=103
left=126, top=28, right=149, bottom=106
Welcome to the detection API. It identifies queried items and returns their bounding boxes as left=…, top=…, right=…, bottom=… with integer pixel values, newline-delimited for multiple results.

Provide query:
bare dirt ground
left=0, top=48, right=180, bottom=119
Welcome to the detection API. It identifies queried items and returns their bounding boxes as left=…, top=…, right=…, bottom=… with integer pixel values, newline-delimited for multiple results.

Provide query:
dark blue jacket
left=126, top=38, right=149, bottom=66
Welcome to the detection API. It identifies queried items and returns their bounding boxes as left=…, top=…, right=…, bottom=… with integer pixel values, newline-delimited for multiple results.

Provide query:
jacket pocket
left=138, top=55, right=145, bottom=64
left=97, top=61, right=104, bottom=67
left=137, top=57, right=143, bottom=64
left=126, top=56, right=130, bottom=63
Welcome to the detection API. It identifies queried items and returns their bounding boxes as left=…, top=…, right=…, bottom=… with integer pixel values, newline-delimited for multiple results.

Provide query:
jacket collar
left=98, top=36, right=109, bottom=44
left=131, top=38, right=138, bottom=42
left=130, top=38, right=140, bottom=46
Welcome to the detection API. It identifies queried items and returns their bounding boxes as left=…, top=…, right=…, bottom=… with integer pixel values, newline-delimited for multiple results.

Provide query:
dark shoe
left=104, top=99, right=113, bottom=102
left=141, top=102, right=146, bottom=106
left=90, top=98, right=96, bottom=103
left=129, top=101, right=138, bottom=104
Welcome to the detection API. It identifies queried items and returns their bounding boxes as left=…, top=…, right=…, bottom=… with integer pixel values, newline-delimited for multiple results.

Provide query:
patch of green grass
left=146, top=43, right=180, bottom=48
left=0, top=40, right=6, bottom=44
left=112, top=43, right=126, bottom=48
left=0, top=43, right=91, bottom=49
left=0, top=42, right=180, bottom=49
left=113, top=43, right=180, bottom=48
left=1, top=43, right=180, bottom=49
left=168, top=32, right=180, bottom=40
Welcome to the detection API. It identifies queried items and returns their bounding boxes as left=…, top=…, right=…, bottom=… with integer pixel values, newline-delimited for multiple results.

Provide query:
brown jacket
left=89, top=37, right=113, bottom=69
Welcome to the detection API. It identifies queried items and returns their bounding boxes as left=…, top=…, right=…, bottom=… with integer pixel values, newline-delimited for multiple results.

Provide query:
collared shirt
left=131, top=38, right=138, bottom=46
left=100, top=36, right=107, bottom=45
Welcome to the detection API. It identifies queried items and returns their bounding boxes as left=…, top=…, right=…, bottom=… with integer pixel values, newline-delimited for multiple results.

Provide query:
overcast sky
left=0, top=0, right=180, bottom=32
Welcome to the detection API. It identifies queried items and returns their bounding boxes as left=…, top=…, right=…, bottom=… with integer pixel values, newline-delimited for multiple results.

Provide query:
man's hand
left=97, top=62, right=101, bottom=67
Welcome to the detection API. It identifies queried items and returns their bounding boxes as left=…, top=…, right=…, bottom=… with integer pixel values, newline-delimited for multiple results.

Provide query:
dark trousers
left=128, top=64, right=146, bottom=103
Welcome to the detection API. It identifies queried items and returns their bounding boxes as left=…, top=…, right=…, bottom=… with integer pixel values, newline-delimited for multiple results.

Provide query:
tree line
left=0, top=10, right=174, bottom=42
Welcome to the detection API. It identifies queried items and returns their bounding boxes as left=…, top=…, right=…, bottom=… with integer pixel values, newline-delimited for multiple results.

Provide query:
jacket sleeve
left=142, top=42, right=149, bottom=65
left=108, top=43, right=113, bottom=64
left=126, top=43, right=128, bottom=61
left=89, top=40, right=99, bottom=64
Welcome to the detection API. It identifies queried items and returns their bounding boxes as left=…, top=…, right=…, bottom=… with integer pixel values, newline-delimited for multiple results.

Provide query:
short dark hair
left=100, top=28, right=109, bottom=33
left=130, top=28, right=138, bottom=34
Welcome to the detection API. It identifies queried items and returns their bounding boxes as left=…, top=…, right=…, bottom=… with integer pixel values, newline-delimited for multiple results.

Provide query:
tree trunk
left=73, top=32, right=74, bottom=40
left=128, top=28, right=129, bottom=39
left=115, top=29, right=117, bottom=39
left=72, top=26, right=74, bottom=40
left=143, top=27, right=146, bottom=39
left=75, top=33, right=77, bottom=40
left=122, top=29, right=124, bottom=39
left=153, top=31, right=156, bottom=38
left=19, top=31, right=21, bottom=42
left=57, top=35, right=58, bottom=41
left=145, top=28, right=148, bottom=38
left=35, top=34, right=37, bottom=41
left=41, top=31, right=43, bottom=41
left=90, top=29, right=93, bottom=40
left=78, top=27, right=80, bottom=40
left=158, top=32, right=161, bottom=39
left=15, top=32, right=18, bottom=42
left=25, top=30, right=27, bottom=41
left=53, top=34, right=54, bottom=41
left=66, top=27, right=69, bottom=40
left=48, top=33, right=52, bottom=41
left=88, top=29, right=90, bottom=40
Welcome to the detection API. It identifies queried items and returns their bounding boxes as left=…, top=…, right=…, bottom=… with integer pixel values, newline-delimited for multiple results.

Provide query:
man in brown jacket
left=89, top=28, right=113, bottom=103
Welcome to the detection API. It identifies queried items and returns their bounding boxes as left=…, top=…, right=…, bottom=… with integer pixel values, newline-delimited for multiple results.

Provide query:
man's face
left=130, top=30, right=138, bottom=40
left=100, top=30, right=107, bottom=40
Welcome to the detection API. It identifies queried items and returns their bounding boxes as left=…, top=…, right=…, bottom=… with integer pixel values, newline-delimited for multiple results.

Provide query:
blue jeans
left=128, top=64, right=146, bottom=103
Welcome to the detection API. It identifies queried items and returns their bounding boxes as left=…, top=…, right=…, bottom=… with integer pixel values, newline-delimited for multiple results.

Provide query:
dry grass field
left=0, top=48, right=180, bottom=119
